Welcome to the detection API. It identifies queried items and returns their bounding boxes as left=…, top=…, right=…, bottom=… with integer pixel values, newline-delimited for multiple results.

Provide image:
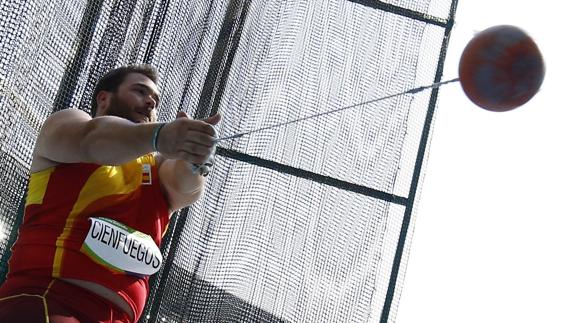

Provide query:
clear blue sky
left=397, top=1, right=574, bottom=322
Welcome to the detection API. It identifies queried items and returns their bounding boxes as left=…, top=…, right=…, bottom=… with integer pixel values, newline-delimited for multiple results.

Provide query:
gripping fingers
left=177, top=150, right=210, bottom=164
left=175, top=120, right=218, bottom=164
left=188, top=122, right=217, bottom=137
left=186, top=120, right=219, bottom=176
left=186, top=133, right=215, bottom=148
left=178, top=144, right=212, bottom=162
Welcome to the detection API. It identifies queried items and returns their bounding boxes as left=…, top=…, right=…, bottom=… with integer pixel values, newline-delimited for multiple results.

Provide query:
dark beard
left=105, top=94, right=136, bottom=122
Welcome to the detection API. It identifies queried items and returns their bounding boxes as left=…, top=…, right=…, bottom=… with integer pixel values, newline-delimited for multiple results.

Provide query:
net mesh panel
left=0, top=0, right=457, bottom=322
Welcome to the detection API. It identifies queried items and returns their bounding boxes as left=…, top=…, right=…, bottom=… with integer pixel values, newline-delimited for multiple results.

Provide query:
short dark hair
left=90, top=64, right=158, bottom=117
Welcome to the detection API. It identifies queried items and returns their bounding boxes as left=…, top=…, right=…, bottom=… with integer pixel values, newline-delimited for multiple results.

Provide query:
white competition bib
left=82, top=217, right=162, bottom=277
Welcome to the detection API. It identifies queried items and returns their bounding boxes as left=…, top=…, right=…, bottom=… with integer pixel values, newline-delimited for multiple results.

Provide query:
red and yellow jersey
left=6, top=153, right=170, bottom=321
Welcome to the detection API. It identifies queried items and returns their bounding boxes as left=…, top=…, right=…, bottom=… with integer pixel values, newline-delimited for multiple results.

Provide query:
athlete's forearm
left=81, top=116, right=157, bottom=165
left=35, top=109, right=157, bottom=166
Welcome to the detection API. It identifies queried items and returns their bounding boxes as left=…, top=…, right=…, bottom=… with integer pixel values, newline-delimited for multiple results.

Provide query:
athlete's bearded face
left=103, top=73, right=160, bottom=123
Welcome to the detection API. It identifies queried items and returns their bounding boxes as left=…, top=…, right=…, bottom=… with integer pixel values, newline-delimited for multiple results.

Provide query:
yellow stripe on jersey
left=26, top=167, right=56, bottom=206
left=52, top=155, right=155, bottom=277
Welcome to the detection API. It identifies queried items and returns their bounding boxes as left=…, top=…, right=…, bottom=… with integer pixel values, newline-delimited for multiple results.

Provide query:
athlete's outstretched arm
left=32, top=109, right=161, bottom=171
left=33, top=108, right=218, bottom=165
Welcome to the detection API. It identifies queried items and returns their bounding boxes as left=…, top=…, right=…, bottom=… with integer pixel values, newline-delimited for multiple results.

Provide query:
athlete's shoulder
left=44, top=108, right=91, bottom=123
left=31, top=109, right=92, bottom=173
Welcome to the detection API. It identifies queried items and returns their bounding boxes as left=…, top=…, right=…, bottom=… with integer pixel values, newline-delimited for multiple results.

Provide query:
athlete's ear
left=95, top=90, right=112, bottom=116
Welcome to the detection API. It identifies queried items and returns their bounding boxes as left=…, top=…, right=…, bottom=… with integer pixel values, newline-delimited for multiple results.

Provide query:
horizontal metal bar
left=217, top=147, right=408, bottom=205
left=347, top=0, right=450, bottom=27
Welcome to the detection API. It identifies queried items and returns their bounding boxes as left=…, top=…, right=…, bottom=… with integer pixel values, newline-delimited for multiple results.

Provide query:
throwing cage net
left=0, top=0, right=458, bottom=322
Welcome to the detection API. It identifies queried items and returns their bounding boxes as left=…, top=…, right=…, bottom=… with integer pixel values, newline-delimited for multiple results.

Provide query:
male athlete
left=0, top=64, right=220, bottom=322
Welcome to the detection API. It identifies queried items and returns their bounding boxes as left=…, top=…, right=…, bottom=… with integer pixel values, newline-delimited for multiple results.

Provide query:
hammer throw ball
left=458, top=25, right=545, bottom=112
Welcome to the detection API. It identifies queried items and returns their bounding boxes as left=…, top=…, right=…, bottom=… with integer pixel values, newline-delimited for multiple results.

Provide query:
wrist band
left=152, top=123, right=166, bottom=152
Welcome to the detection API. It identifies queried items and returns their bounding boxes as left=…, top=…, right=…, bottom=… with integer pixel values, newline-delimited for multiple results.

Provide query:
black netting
left=152, top=158, right=407, bottom=322
left=0, top=0, right=458, bottom=322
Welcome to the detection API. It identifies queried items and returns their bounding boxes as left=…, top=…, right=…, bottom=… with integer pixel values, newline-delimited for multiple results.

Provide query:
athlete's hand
left=156, top=111, right=221, bottom=164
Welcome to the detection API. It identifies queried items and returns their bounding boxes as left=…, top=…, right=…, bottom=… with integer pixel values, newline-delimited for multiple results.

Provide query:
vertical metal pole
left=380, top=1, right=459, bottom=322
